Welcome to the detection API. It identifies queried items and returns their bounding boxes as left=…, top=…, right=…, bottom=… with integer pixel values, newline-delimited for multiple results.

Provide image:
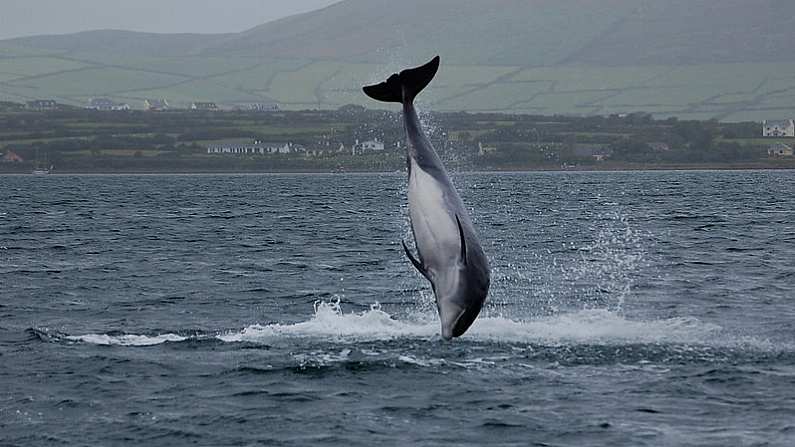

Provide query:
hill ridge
left=2, top=0, right=795, bottom=121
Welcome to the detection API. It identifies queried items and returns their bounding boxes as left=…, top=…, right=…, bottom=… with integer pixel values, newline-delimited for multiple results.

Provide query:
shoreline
left=2, top=162, right=795, bottom=175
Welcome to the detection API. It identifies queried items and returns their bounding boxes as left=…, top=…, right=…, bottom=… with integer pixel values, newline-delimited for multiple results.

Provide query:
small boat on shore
left=31, top=149, right=53, bottom=175
left=31, top=166, right=52, bottom=175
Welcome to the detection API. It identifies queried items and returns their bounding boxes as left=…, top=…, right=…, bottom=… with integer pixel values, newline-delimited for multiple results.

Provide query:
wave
left=64, top=333, right=188, bottom=346
left=53, top=300, right=779, bottom=351
left=219, top=301, right=738, bottom=346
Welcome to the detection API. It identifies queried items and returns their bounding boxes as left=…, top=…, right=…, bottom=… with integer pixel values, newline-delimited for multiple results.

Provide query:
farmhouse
left=236, top=103, right=279, bottom=112
left=352, top=138, right=385, bottom=155
left=1, top=150, right=24, bottom=163
left=647, top=142, right=671, bottom=152
left=762, top=120, right=795, bottom=137
left=574, top=145, right=612, bottom=161
left=191, top=102, right=218, bottom=111
left=88, top=98, right=130, bottom=111
left=207, top=140, right=295, bottom=155
left=478, top=142, right=497, bottom=156
left=26, top=99, right=57, bottom=111
left=768, top=142, right=794, bottom=157
left=145, top=99, right=169, bottom=111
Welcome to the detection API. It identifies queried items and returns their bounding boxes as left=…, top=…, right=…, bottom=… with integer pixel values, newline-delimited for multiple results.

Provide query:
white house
left=207, top=141, right=293, bottom=155
left=236, top=103, right=279, bottom=112
left=478, top=142, right=497, bottom=156
left=768, top=142, right=794, bottom=157
left=763, top=120, right=795, bottom=137
left=26, top=99, right=57, bottom=110
left=145, top=99, right=169, bottom=111
left=353, top=138, right=385, bottom=155
left=192, top=102, right=218, bottom=111
left=88, top=98, right=130, bottom=111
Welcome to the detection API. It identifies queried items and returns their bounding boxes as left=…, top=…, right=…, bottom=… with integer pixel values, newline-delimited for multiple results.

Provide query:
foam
left=218, top=300, right=731, bottom=346
left=64, top=301, right=778, bottom=351
left=218, top=301, right=437, bottom=343
left=65, top=333, right=187, bottom=346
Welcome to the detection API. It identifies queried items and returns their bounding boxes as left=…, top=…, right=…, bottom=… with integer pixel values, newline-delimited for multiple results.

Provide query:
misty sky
left=0, top=0, right=342, bottom=40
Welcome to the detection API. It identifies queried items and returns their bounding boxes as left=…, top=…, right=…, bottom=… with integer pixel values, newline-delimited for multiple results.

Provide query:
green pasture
left=215, top=59, right=310, bottom=92
left=521, top=91, right=612, bottom=115
left=708, top=93, right=758, bottom=105
left=78, top=53, right=262, bottom=77
left=722, top=137, right=791, bottom=145
left=436, top=83, right=550, bottom=111
left=0, top=44, right=65, bottom=58
left=0, top=72, right=23, bottom=82
left=0, top=56, right=89, bottom=78
left=756, top=93, right=795, bottom=108
left=1, top=49, right=794, bottom=121
left=14, top=67, right=183, bottom=98
left=269, top=61, right=346, bottom=104
left=511, top=65, right=666, bottom=90
left=129, top=79, right=257, bottom=106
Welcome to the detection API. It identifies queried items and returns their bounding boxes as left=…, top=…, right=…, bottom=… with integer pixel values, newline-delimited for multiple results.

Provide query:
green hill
left=2, top=0, right=795, bottom=120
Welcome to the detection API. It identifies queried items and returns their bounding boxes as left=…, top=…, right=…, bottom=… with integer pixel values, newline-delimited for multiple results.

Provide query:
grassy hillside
left=2, top=0, right=795, bottom=120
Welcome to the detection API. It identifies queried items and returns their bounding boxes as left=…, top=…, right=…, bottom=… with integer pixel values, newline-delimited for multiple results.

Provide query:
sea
left=1, top=171, right=794, bottom=446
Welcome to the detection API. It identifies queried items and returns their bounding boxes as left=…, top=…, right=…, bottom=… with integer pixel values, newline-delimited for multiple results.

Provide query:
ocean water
left=1, top=171, right=794, bottom=446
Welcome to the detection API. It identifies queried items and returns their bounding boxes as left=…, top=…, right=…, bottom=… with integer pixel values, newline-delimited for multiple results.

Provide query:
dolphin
left=363, top=56, right=490, bottom=340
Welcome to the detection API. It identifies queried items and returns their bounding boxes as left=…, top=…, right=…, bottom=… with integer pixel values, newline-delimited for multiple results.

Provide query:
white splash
left=218, top=301, right=438, bottom=342
left=65, top=333, right=187, bottom=346
left=218, top=300, right=732, bottom=347
left=64, top=301, right=777, bottom=351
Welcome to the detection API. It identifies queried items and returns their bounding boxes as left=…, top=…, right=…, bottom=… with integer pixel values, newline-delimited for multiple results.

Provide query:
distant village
left=205, top=138, right=388, bottom=158
left=24, top=98, right=277, bottom=113
left=2, top=99, right=795, bottom=171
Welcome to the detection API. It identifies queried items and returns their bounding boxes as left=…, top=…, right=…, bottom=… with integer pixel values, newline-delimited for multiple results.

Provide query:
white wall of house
left=207, top=142, right=292, bottom=155
left=763, top=120, right=795, bottom=137
left=353, top=139, right=385, bottom=155
left=768, top=143, right=794, bottom=157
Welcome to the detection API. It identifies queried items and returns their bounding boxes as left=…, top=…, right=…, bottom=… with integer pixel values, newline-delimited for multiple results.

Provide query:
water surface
left=2, top=171, right=794, bottom=446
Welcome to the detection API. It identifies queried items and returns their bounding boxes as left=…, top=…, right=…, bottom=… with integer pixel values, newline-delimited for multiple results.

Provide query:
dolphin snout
left=440, top=305, right=480, bottom=340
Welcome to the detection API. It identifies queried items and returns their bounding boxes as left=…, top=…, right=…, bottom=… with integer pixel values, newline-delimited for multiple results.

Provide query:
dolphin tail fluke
left=362, top=56, right=440, bottom=104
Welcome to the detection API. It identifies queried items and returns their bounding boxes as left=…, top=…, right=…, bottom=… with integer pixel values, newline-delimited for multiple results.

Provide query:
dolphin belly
left=407, top=160, right=460, bottom=272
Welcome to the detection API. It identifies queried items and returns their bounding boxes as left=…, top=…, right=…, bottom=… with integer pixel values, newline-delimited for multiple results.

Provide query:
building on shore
left=88, top=98, right=130, bottom=111
left=768, top=142, right=794, bottom=157
left=191, top=102, right=218, bottom=111
left=144, top=99, right=169, bottom=111
left=762, top=120, right=795, bottom=137
left=234, top=103, right=280, bottom=112
left=647, top=142, right=671, bottom=152
left=26, top=99, right=58, bottom=111
left=1, top=150, right=24, bottom=163
left=574, top=145, right=612, bottom=161
left=206, top=140, right=298, bottom=155
left=352, top=138, right=385, bottom=155
left=478, top=142, right=497, bottom=156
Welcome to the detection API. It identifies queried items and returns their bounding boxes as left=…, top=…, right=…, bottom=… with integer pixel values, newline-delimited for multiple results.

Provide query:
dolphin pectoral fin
left=402, top=240, right=430, bottom=280
left=455, top=214, right=467, bottom=266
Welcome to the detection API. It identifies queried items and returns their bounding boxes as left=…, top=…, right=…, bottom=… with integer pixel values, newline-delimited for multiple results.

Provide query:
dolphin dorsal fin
left=402, top=240, right=431, bottom=280
left=455, top=214, right=467, bottom=266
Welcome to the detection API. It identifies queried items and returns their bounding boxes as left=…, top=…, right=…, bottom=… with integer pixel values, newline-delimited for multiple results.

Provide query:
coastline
left=3, top=161, right=795, bottom=175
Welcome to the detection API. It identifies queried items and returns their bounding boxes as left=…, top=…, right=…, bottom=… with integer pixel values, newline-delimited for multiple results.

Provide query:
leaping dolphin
left=363, top=56, right=490, bottom=339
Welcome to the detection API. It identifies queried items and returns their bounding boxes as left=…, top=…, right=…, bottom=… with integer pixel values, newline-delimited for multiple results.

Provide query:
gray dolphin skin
left=363, top=56, right=490, bottom=340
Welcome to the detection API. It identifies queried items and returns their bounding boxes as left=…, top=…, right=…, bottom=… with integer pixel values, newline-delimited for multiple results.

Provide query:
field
left=2, top=103, right=794, bottom=175
left=3, top=41, right=795, bottom=121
